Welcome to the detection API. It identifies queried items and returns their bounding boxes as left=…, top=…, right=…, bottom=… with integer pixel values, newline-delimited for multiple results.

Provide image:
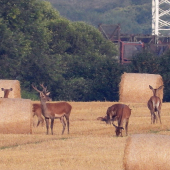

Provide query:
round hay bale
left=0, top=98, right=32, bottom=134
left=123, top=134, right=170, bottom=170
left=119, top=73, right=164, bottom=103
left=0, top=80, right=21, bottom=98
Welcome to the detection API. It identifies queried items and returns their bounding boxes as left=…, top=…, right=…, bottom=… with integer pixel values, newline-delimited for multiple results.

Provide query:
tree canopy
left=0, top=0, right=121, bottom=101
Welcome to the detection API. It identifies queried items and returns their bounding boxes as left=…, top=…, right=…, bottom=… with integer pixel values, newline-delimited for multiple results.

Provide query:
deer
left=32, top=103, right=44, bottom=127
left=147, top=85, right=163, bottom=124
left=1, top=88, right=13, bottom=98
left=98, top=104, right=131, bottom=137
left=32, top=83, right=72, bottom=135
left=32, top=86, right=52, bottom=127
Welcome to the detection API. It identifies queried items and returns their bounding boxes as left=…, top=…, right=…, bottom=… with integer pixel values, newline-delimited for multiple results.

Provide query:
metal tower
left=152, top=0, right=170, bottom=35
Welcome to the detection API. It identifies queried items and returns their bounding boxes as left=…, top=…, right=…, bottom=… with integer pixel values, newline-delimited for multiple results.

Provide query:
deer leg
left=33, top=113, right=36, bottom=127
left=40, top=116, right=44, bottom=126
left=150, top=112, right=153, bottom=124
left=65, top=115, right=70, bottom=134
left=51, top=118, right=54, bottom=135
left=37, top=116, right=43, bottom=127
left=157, top=110, right=162, bottom=124
left=155, top=112, right=158, bottom=123
left=60, top=117, right=66, bottom=135
left=118, top=120, right=123, bottom=137
left=120, top=129, right=123, bottom=137
left=119, top=122, right=123, bottom=137
left=153, top=112, right=157, bottom=124
left=150, top=110, right=154, bottom=124
left=45, top=118, right=49, bottom=135
left=125, top=119, right=129, bottom=136
left=37, top=120, right=41, bottom=127
left=152, top=113, right=155, bottom=124
left=154, top=108, right=158, bottom=123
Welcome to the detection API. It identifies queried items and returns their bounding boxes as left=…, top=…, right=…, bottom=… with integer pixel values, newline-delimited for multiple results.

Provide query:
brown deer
left=32, top=84, right=72, bottom=135
left=32, top=103, right=44, bottom=127
left=1, top=88, right=13, bottom=98
left=33, top=86, right=52, bottom=127
left=147, top=85, right=163, bottom=124
left=98, top=104, right=131, bottom=137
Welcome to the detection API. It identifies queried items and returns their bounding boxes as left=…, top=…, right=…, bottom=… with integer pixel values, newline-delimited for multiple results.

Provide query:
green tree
left=159, top=50, right=170, bottom=102
left=0, top=18, right=30, bottom=79
left=128, top=51, right=160, bottom=74
left=0, top=0, right=120, bottom=101
left=126, top=50, right=170, bottom=102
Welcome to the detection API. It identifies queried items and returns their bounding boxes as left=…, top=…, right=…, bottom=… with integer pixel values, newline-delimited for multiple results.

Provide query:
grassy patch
left=149, top=130, right=159, bottom=134
left=0, top=136, right=71, bottom=150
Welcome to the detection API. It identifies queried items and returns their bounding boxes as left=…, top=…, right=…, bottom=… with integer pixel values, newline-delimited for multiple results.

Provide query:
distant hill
left=46, top=0, right=151, bottom=34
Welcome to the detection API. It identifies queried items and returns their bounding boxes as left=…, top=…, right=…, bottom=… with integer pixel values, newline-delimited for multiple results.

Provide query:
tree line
left=49, top=0, right=151, bottom=34
left=0, top=0, right=170, bottom=102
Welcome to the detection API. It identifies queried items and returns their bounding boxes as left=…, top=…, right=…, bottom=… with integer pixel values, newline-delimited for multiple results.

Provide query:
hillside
left=47, top=0, right=151, bottom=34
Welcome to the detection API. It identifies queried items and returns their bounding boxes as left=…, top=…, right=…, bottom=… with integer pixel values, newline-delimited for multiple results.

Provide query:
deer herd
left=0, top=84, right=164, bottom=137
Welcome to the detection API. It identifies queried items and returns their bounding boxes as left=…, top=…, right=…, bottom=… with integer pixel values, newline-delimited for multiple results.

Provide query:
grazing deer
left=33, top=103, right=44, bottom=127
left=147, top=85, right=163, bottom=124
left=32, top=84, right=72, bottom=135
left=98, top=104, right=131, bottom=137
left=1, top=88, right=13, bottom=98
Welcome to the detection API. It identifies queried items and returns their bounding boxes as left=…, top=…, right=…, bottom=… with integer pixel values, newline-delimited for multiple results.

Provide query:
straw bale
left=0, top=98, right=32, bottom=134
left=123, top=134, right=170, bottom=170
left=119, top=73, right=163, bottom=103
left=0, top=80, right=21, bottom=98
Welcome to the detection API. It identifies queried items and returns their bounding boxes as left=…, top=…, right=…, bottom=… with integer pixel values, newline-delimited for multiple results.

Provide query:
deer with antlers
left=147, top=85, right=163, bottom=124
left=32, top=86, right=52, bottom=127
left=1, top=88, right=13, bottom=98
left=32, top=83, right=72, bottom=135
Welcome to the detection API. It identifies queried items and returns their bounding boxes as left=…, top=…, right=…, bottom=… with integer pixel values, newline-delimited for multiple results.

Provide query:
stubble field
left=0, top=102, right=170, bottom=170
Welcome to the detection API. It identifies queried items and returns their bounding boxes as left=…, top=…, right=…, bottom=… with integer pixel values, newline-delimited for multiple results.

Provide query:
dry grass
left=0, top=102, right=170, bottom=170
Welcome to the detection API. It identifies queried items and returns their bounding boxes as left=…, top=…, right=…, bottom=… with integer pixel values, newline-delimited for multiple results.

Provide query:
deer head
left=32, top=84, right=51, bottom=102
left=112, top=123, right=124, bottom=137
left=1, top=88, right=13, bottom=98
left=149, top=85, right=163, bottom=96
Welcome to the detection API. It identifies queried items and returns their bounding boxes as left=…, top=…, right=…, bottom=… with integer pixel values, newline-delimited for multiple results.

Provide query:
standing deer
left=33, top=103, right=44, bottom=127
left=32, top=84, right=72, bottom=135
left=147, top=85, right=163, bottom=124
left=33, top=86, right=52, bottom=127
left=1, top=88, right=13, bottom=98
left=98, top=104, right=131, bottom=137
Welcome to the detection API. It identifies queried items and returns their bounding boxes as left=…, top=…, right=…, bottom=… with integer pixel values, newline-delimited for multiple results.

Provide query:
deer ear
left=40, top=92, right=45, bottom=97
left=46, top=92, right=50, bottom=96
left=158, top=85, right=163, bottom=90
left=149, top=85, right=153, bottom=90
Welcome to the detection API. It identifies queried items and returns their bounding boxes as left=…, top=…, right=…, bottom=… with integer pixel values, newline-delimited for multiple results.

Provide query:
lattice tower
left=152, top=0, right=170, bottom=35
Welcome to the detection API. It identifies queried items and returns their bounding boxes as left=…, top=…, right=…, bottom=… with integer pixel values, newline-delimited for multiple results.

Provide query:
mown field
left=0, top=102, right=170, bottom=170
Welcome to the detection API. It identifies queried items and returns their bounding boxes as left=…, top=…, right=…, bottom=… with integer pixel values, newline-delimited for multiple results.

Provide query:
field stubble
left=0, top=102, right=170, bottom=170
